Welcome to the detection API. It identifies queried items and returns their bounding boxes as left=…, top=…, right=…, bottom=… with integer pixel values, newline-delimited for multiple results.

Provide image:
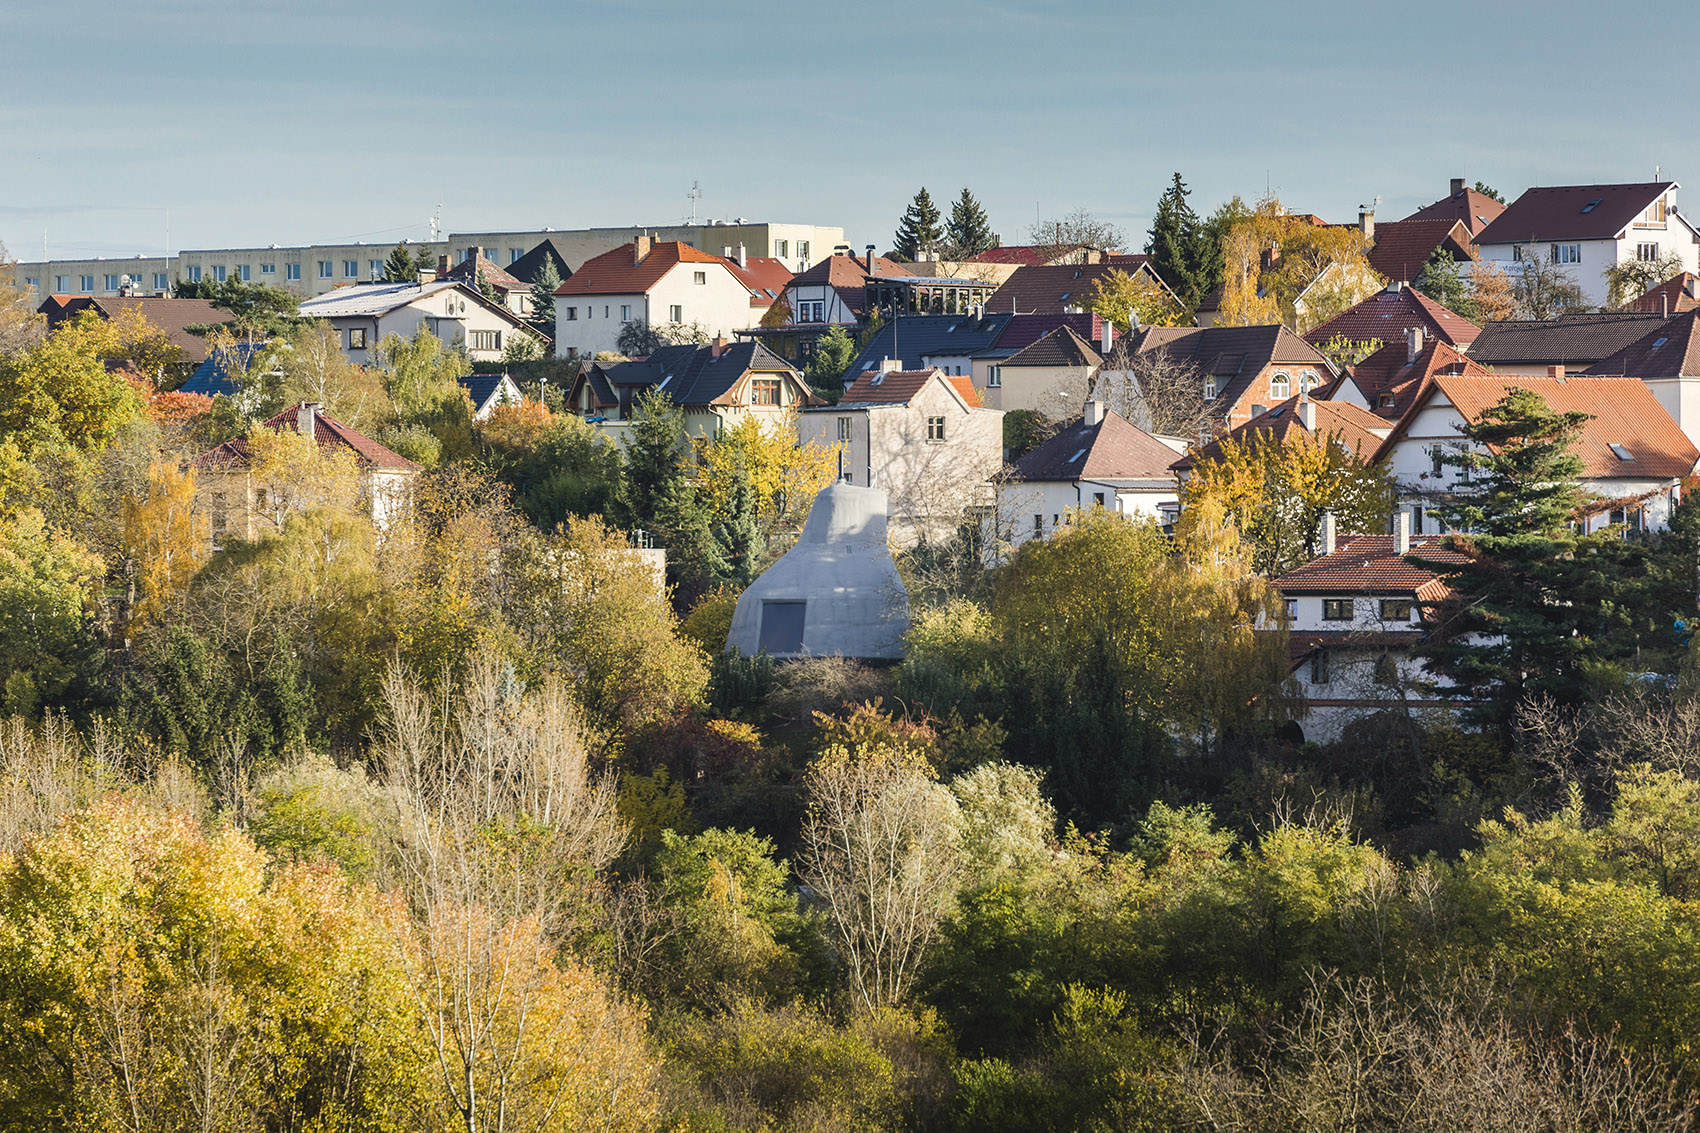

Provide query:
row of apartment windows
left=1513, top=243, right=1583, bottom=264
left=186, top=263, right=304, bottom=283
left=560, top=304, right=634, bottom=322
left=772, top=239, right=810, bottom=259
left=49, top=272, right=172, bottom=293
left=460, top=248, right=527, bottom=265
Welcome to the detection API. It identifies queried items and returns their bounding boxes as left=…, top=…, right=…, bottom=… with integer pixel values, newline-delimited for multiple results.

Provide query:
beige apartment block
left=449, top=221, right=844, bottom=276
left=12, top=255, right=175, bottom=299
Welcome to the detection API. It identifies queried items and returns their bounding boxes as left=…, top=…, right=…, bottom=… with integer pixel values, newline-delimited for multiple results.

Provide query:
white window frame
left=693, top=271, right=707, bottom=285
left=669, top=304, right=682, bottom=322
left=620, top=304, right=631, bottom=322
left=318, top=261, right=332, bottom=279
left=1550, top=243, right=1582, bottom=265
left=837, top=416, right=851, bottom=440
left=260, top=263, right=275, bottom=274
left=987, top=365, right=1001, bottom=388
left=1638, top=242, right=1661, bottom=262
left=287, top=263, right=301, bottom=281
left=343, top=260, right=359, bottom=278
left=926, top=415, right=946, bottom=442
left=1269, top=371, right=1290, bottom=399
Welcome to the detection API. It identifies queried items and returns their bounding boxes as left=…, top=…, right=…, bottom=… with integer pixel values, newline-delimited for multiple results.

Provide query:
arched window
left=1301, top=369, right=1320, bottom=392
left=1269, top=371, right=1291, bottom=399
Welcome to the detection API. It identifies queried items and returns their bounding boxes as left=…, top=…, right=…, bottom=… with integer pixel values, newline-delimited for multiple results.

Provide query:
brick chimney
left=710, top=336, right=728, bottom=359
left=1451, top=177, right=1466, bottom=196
left=1406, top=326, right=1424, bottom=364
left=1548, top=364, right=1566, bottom=380
left=1320, top=512, right=1336, bottom=556
left=1395, top=509, right=1411, bottom=555
left=297, top=401, right=320, bottom=441
left=1359, top=207, right=1375, bottom=240
left=633, top=234, right=652, bottom=264
left=866, top=244, right=877, bottom=273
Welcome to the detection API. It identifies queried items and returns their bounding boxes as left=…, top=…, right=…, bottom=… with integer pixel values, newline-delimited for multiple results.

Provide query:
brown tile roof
left=786, top=253, right=910, bottom=318
left=947, top=375, right=980, bottom=407
left=554, top=240, right=731, bottom=297
left=189, top=404, right=422, bottom=473
left=1001, top=325, right=1103, bottom=368
left=1583, top=309, right=1700, bottom=379
left=989, top=262, right=1161, bottom=315
left=728, top=256, right=794, bottom=308
left=1366, top=219, right=1476, bottom=283
left=1375, top=371, right=1699, bottom=480
left=987, top=314, right=1106, bottom=355
left=40, top=296, right=234, bottom=363
left=1401, top=186, right=1506, bottom=239
left=442, top=253, right=526, bottom=291
left=1304, top=285, right=1481, bottom=351
left=839, top=368, right=948, bottom=406
left=1346, top=339, right=1493, bottom=420
left=1476, top=182, right=1680, bottom=246
left=1130, top=323, right=1334, bottom=416
left=1468, top=313, right=1672, bottom=368
left=1170, top=394, right=1391, bottom=472
left=969, top=245, right=1085, bottom=265
left=1012, top=409, right=1181, bottom=482
left=1626, top=273, right=1700, bottom=316
left=1276, top=534, right=1470, bottom=596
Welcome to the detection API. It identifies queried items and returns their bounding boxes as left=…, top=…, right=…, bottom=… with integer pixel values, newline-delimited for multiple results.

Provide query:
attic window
left=1581, top=198, right=1602, bottom=214
left=1609, top=442, right=1635, bottom=461
left=1652, top=337, right=1670, bottom=349
left=871, top=373, right=885, bottom=385
left=1068, top=448, right=1087, bottom=463
left=1058, top=292, right=1072, bottom=303
left=656, top=375, right=672, bottom=390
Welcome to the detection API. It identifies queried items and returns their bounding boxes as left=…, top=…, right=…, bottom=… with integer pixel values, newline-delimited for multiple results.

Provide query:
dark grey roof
left=1002, top=325, right=1103, bottom=368
left=584, top=340, right=799, bottom=408
left=845, top=314, right=1013, bottom=378
left=505, top=238, right=575, bottom=286
left=457, top=373, right=513, bottom=412
left=1128, top=324, right=1331, bottom=414
left=1012, top=410, right=1181, bottom=482
left=1468, top=313, right=1671, bottom=367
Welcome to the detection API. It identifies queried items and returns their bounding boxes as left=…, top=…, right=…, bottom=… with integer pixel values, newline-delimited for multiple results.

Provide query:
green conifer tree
left=529, top=256, right=561, bottom=331
left=1144, top=173, right=1205, bottom=308
left=892, top=188, right=943, bottom=262
left=382, top=242, right=420, bottom=282
left=944, top=188, right=997, bottom=258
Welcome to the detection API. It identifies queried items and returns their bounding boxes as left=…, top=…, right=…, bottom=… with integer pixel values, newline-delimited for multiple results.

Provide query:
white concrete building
left=1474, top=182, right=1700, bottom=310
left=297, top=280, right=543, bottom=365
left=552, top=238, right=768, bottom=358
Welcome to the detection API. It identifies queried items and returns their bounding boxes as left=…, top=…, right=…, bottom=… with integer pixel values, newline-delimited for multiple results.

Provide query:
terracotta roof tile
left=728, top=256, right=794, bottom=307
left=1625, top=273, right=1700, bottom=316
left=442, top=253, right=525, bottom=291
left=41, top=296, right=234, bottom=363
left=1171, top=395, right=1391, bottom=472
left=1346, top=338, right=1493, bottom=420
left=839, top=369, right=938, bottom=405
left=1401, top=186, right=1507, bottom=239
left=1276, top=534, right=1470, bottom=595
left=989, top=262, right=1170, bottom=315
left=1001, top=325, right=1103, bottom=368
left=554, top=241, right=731, bottom=297
left=1304, top=286, right=1480, bottom=350
left=947, top=375, right=980, bottom=407
left=1013, top=409, right=1181, bottom=482
left=1130, top=324, right=1333, bottom=417
left=189, top=404, right=421, bottom=473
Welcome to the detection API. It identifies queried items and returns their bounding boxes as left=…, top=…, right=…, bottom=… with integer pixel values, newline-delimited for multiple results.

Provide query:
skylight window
left=1609, top=443, right=1635, bottom=461
left=871, top=373, right=885, bottom=385
left=1067, top=448, right=1087, bottom=463
left=1653, top=337, right=1670, bottom=349
left=1581, top=198, right=1602, bottom=213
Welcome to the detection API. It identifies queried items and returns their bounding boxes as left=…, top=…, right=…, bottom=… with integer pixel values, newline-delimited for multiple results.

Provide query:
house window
left=798, top=240, right=810, bottom=259
left=669, top=304, right=682, bottom=323
left=837, top=416, right=851, bottom=441
left=1431, top=447, right=1445, bottom=476
left=484, top=249, right=496, bottom=262
left=1310, top=650, right=1330, bottom=684
left=563, top=306, right=577, bottom=320
left=347, top=328, right=367, bottom=349
left=1642, top=198, right=1668, bottom=226
left=1203, top=378, right=1216, bottom=400
left=79, top=275, right=94, bottom=292
left=775, top=239, right=789, bottom=257
left=1380, top=599, right=1412, bottom=621
left=927, top=415, right=946, bottom=441
left=1092, top=491, right=1106, bottom=507
left=693, top=271, right=707, bottom=285
left=757, top=599, right=807, bottom=654
left=1550, top=243, right=1582, bottom=264
left=239, top=264, right=252, bottom=281
left=53, top=275, right=68, bottom=291
left=24, top=278, right=37, bottom=292
left=211, top=492, right=227, bottom=534
left=510, top=248, right=524, bottom=264
left=287, top=263, right=301, bottom=281
left=1034, top=514, right=1044, bottom=536
left=620, top=304, right=631, bottom=322
left=1301, top=370, right=1319, bottom=391
left=1322, top=598, right=1354, bottom=621
left=1374, top=652, right=1399, bottom=685
left=318, top=261, right=332, bottom=278
left=185, top=267, right=201, bottom=284
left=211, top=266, right=226, bottom=282
left=1378, top=392, right=1396, bottom=408
left=469, top=329, right=501, bottom=351
left=751, top=378, right=782, bottom=405
left=1638, top=242, right=1661, bottom=261
left=1411, top=505, right=1424, bottom=534
left=343, top=261, right=358, bottom=278
left=987, top=365, right=1001, bottom=387
left=1250, top=404, right=1267, bottom=418
left=1285, top=598, right=1297, bottom=620
left=254, top=488, right=268, bottom=511
left=1269, top=372, right=1290, bottom=398
left=369, top=259, right=383, bottom=277
left=260, top=263, right=275, bottom=274
left=153, top=273, right=169, bottom=290
left=103, top=274, right=119, bottom=290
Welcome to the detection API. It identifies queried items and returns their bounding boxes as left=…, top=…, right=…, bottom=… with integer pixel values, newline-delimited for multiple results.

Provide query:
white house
left=552, top=237, right=769, bottom=358
left=566, top=339, right=817, bottom=444
left=1474, top=182, right=1700, bottom=309
left=799, top=365, right=1003, bottom=547
left=457, top=373, right=525, bottom=421
left=1374, top=370, right=1700, bottom=535
left=297, top=280, right=543, bottom=364
left=999, top=400, right=1184, bottom=548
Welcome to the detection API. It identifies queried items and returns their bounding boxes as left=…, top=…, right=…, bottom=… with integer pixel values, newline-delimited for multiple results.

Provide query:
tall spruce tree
left=1144, top=173, right=1205, bottom=308
left=1410, top=388, right=1601, bottom=734
left=892, top=187, right=943, bottom=262
left=944, top=188, right=997, bottom=258
left=529, top=256, right=560, bottom=331
left=382, top=242, right=422, bottom=283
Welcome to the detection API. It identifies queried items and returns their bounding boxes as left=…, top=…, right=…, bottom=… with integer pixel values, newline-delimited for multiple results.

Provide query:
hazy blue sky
left=6, top=0, right=1698, bottom=261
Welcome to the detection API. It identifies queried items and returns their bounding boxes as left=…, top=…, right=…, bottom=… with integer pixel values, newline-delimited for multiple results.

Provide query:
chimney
left=737, top=243, right=748, bottom=269
left=1359, top=208, right=1375, bottom=240
left=866, top=244, right=877, bottom=272
left=1406, top=326, right=1424, bottom=364
left=1100, top=317, right=1113, bottom=355
left=297, top=401, right=320, bottom=441
left=710, top=336, right=728, bottom=359
left=633, top=234, right=652, bottom=264
left=1547, top=364, right=1566, bottom=380
left=1298, top=393, right=1316, bottom=431
left=1320, top=512, right=1336, bottom=556
left=1084, top=399, right=1105, bottom=426
left=418, top=267, right=437, bottom=284
left=877, top=357, right=900, bottom=375
left=1450, top=177, right=1465, bottom=196
left=438, top=254, right=449, bottom=273
left=722, top=245, right=732, bottom=257
left=1395, top=509, right=1411, bottom=555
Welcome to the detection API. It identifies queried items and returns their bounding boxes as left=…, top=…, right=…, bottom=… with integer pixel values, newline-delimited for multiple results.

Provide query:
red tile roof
left=968, top=244, right=1106, bottom=265
left=989, top=262, right=1169, bottom=315
left=839, top=368, right=948, bottom=406
left=1276, top=534, right=1470, bottom=597
left=1401, top=186, right=1506, bottom=239
left=1476, top=182, right=1680, bottom=246
left=1171, top=395, right=1391, bottom=472
left=189, top=404, right=422, bottom=473
left=554, top=240, right=731, bottom=297
left=947, top=375, right=980, bottom=407
left=1626, top=273, right=1700, bottom=316
left=40, top=295, right=234, bottom=363
left=1366, top=219, right=1476, bottom=284
left=728, top=256, right=794, bottom=308
left=1345, top=338, right=1493, bottom=420
left=1001, top=325, right=1103, bottom=368
left=442, top=254, right=526, bottom=291
left=1304, top=285, right=1481, bottom=351
left=1375, top=371, right=1699, bottom=480
left=785, top=253, right=910, bottom=318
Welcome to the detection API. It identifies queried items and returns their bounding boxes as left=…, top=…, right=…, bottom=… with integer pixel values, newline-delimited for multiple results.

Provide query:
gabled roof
left=1303, top=285, right=1481, bottom=350
left=441, top=254, right=526, bottom=292
left=785, top=253, right=911, bottom=321
left=1170, top=395, right=1391, bottom=472
left=1467, top=313, right=1670, bottom=367
left=845, top=313, right=1014, bottom=375
left=1366, top=219, right=1476, bottom=283
left=1001, top=325, right=1103, bottom=368
left=1012, top=409, right=1181, bottom=483
left=189, top=403, right=421, bottom=473
left=834, top=367, right=980, bottom=410
left=1375, top=371, right=1699, bottom=480
left=1475, top=182, right=1680, bottom=246
left=41, top=296, right=234, bottom=363
left=1275, top=534, right=1470, bottom=597
left=298, top=280, right=460, bottom=318
left=1625, top=272, right=1700, bottom=316
left=179, top=341, right=267, bottom=396
left=1128, top=324, right=1334, bottom=414
left=987, top=262, right=1170, bottom=315
left=1401, top=186, right=1506, bottom=239
left=578, top=340, right=804, bottom=410
left=1345, top=338, right=1494, bottom=420
left=985, top=314, right=1106, bottom=357
left=1584, top=309, right=1700, bottom=379
left=504, top=239, right=574, bottom=286
left=554, top=241, right=731, bottom=297
left=458, top=373, right=520, bottom=414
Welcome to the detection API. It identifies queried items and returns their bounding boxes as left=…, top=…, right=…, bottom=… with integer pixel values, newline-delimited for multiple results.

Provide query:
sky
left=6, top=0, right=1700, bottom=262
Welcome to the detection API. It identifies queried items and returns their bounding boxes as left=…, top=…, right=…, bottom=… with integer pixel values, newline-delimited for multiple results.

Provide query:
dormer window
left=1203, top=378, right=1217, bottom=400
left=1270, top=372, right=1290, bottom=399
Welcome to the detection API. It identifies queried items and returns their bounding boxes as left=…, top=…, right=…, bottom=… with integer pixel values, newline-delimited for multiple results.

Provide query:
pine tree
left=944, top=188, right=997, bottom=258
left=529, top=256, right=560, bottom=331
left=892, top=187, right=943, bottom=262
left=620, top=389, right=688, bottom=529
left=804, top=325, right=857, bottom=399
left=709, top=455, right=763, bottom=588
left=1144, top=173, right=1205, bottom=308
left=382, top=242, right=420, bottom=283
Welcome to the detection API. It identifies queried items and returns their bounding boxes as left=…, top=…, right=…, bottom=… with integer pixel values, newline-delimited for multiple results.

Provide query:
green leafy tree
left=1144, top=172, right=1207, bottom=308
left=944, top=188, right=998, bottom=258
left=616, top=317, right=668, bottom=357
left=529, top=255, right=561, bottom=331
left=892, top=187, right=944, bottom=262
left=0, top=508, right=105, bottom=716
left=1605, top=249, right=1685, bottom=308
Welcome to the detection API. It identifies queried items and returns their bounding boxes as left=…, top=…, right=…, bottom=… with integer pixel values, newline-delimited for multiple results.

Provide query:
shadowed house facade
left=566, top=339, right=817, bottom=444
